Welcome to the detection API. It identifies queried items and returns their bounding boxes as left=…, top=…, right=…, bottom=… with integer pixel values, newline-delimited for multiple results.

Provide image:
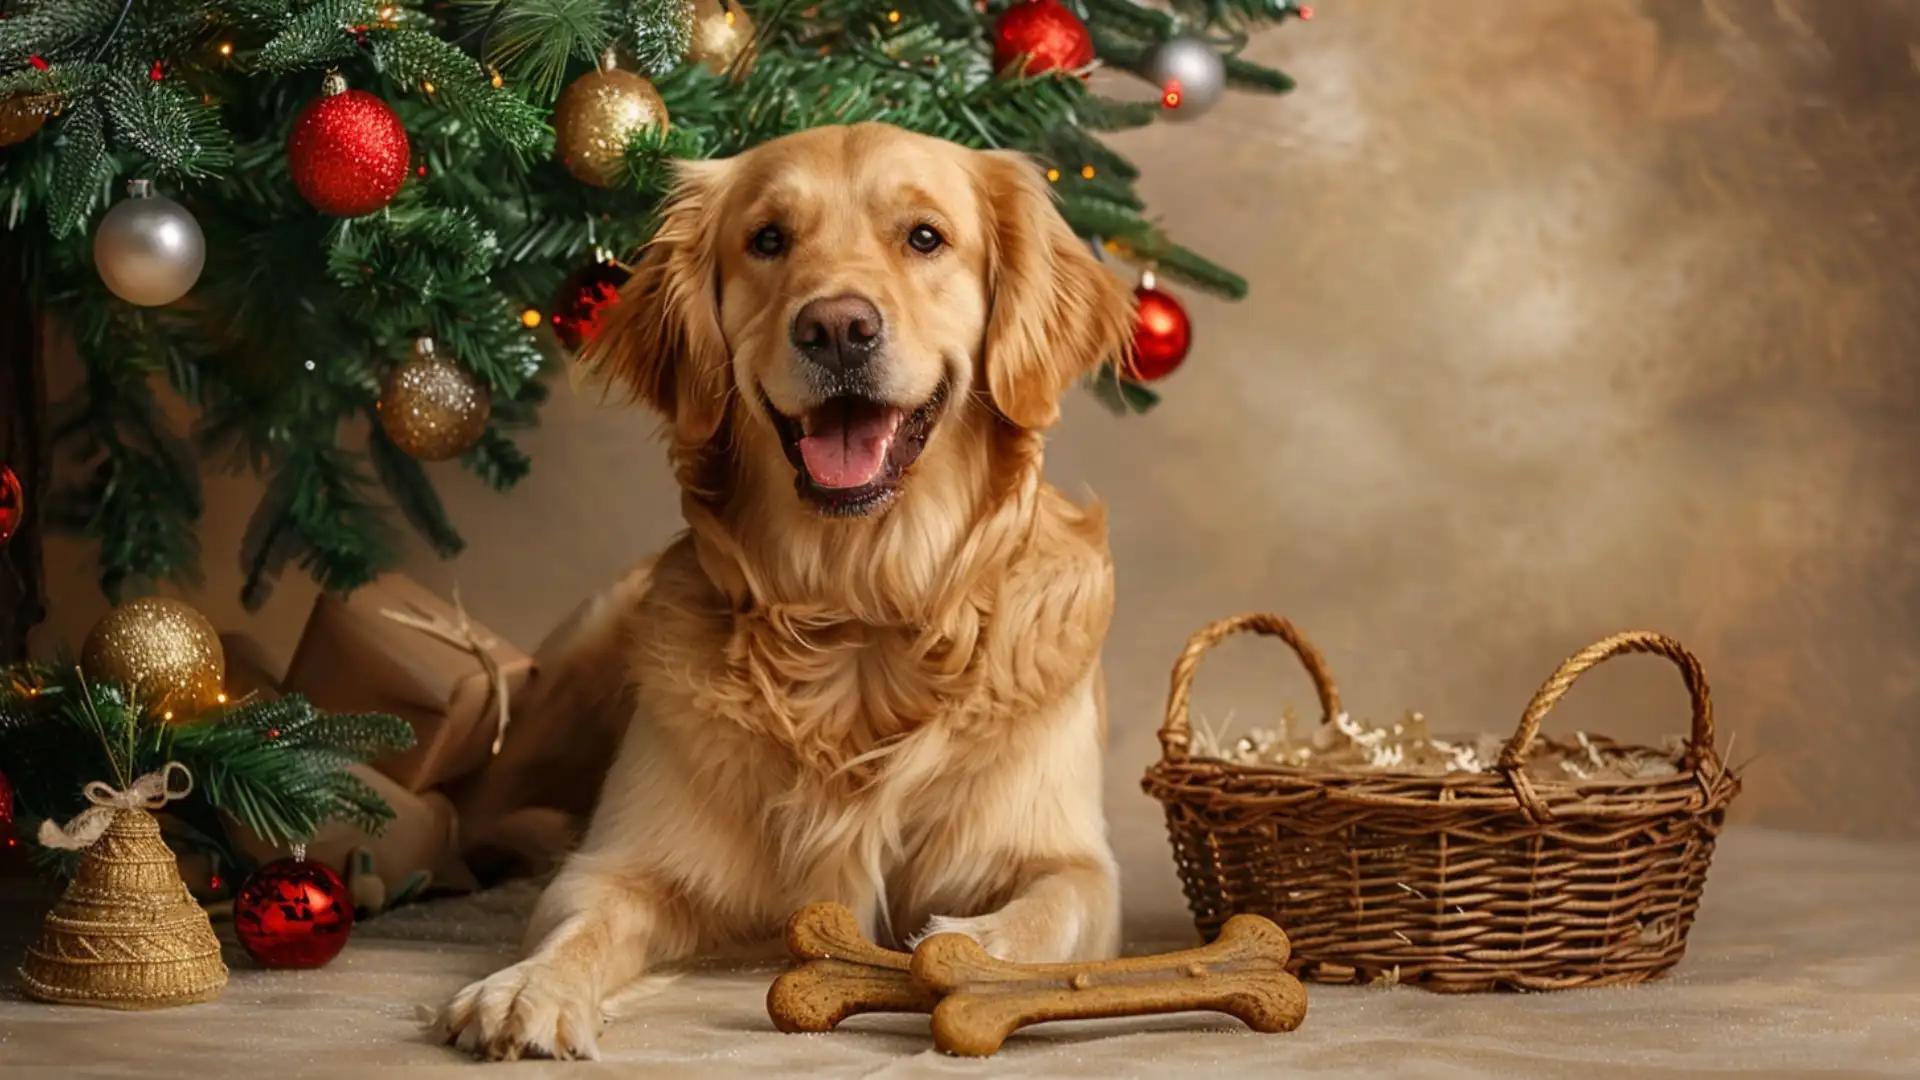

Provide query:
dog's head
left=589, top=122, right=1133, bottom=517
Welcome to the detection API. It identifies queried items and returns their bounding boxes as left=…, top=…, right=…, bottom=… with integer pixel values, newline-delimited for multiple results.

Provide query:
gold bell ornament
left=18, top=762, right=229, bottom=1009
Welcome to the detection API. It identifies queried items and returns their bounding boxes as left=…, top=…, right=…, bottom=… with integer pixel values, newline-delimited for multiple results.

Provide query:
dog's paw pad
left=439, top=959, right=602, bottom=1061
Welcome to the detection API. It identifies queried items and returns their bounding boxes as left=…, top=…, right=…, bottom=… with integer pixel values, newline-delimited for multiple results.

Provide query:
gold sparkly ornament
left=553, top=58, right=669, bottom=188
left=20, top=763, right=228, bottom=1009
left=377, top=338, right=491, bottom=461
left=688, top=0, right=758, bottom=77
left=81, top=597, right=226, bottom=718
left=0, top=93, right=56, bottom=147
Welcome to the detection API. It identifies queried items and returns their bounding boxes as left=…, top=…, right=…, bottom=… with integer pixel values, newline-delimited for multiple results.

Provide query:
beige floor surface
left=2, top=826, right=1916, bottom=1077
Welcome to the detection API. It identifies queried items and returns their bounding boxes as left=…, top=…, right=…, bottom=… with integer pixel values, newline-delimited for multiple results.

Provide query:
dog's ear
left=586, top=159, right=733, bottom=448
left=975, top=151, right=1135, bottom=430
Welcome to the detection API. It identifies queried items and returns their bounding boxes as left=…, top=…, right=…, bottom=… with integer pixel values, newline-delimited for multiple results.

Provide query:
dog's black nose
left=791, top=295, right=883, bottom=372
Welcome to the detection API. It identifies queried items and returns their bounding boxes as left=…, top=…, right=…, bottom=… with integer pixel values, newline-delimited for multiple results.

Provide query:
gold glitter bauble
left=0, top=94, right=55, bottom=148
left=81, top=597, right=226, bottom=718
left=377, top=341, right=491, bottom=461
left=553, top=66, right=669, bottom=188
left=688, top=0, right=758, bottom=78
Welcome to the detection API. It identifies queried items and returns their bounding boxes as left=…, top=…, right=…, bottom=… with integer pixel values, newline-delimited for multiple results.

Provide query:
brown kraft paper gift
left=214, top=632, right=479, bottom=907
left=281, top=574, right=533, bottom=793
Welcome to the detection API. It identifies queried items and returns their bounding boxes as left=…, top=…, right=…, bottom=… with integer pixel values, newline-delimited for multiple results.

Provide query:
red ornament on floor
left=288, top=74, right=410, bottom=217
left=993, top=0, right=1094, bottom=76
left=1129, top=275, right=1192, bottom=381
left=0, top=463, right=21, bottom=546
left=235, top=857, right=355, bottom=968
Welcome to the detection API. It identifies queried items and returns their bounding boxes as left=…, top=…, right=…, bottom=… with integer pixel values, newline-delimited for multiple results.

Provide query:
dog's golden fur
left=441, top=122, right=1135, bottom=1061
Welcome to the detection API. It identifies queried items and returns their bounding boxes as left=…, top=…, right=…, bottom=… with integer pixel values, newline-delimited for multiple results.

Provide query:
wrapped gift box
left=282, top=574, right=533, bottom=793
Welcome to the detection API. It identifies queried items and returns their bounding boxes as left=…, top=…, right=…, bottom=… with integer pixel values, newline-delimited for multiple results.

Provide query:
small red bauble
left=550, top=259, right=631, bottom=351
left=0, top=767, right=13, bottom=833
left=235, top=858, right=355, bottom=968
left=1129, top=281, right=1192, bottom=381
left=993, top=0, right=1094, bottom=76
left=0, top=463, right=21, bottom=547
left=287, top=77, right=410, bottom=217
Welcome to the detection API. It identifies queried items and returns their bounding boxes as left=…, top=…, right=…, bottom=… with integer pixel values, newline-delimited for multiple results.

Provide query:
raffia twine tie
left=39, top=761, right=194, bottom=850
left=380, top=585, right=513, bottom=755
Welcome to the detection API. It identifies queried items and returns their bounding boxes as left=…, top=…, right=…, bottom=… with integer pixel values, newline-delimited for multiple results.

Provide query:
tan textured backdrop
left=33, top=0, right=1920, bottom=917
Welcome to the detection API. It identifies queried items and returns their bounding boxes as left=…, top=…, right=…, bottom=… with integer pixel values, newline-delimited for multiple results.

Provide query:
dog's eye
left=907, top=224, right=945, bottom=255
left=750, top=224, right=787, bottom=258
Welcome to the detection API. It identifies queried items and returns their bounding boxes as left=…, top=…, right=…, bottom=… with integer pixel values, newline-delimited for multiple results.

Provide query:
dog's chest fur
left=628, top=501, right=1112, bottom=926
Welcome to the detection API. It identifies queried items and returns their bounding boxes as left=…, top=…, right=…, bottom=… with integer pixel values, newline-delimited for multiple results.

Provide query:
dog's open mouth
left=767, top=381, right=948, bottom=516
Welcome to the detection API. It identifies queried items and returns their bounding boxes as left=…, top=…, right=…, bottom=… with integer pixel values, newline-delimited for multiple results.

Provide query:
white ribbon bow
left=38, top=761, right=195, bottom=850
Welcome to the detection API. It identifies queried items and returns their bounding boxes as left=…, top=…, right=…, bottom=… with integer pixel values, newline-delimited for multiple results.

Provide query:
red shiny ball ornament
left=235, top=858, right=355, bottom=968
left=550, top=260, right=632, bottom=351
left=1129, top=284, right=1192, bottom=381
left=0, top=463, right=22, bottom=547
left=993, top=0, right=1094, bottom=76
left=287, top=81, right=409, bottom=217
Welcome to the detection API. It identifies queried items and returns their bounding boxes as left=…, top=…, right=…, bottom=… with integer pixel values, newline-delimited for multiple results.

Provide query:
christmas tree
left=0, top=0, right=1308, bottom=637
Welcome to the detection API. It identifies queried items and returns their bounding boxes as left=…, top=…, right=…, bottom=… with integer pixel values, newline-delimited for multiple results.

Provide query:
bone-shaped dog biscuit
left=765, top=904, right=1308, bottom=1056
left=766, top=902, right=939, bottom=1032
left=913, top=914, right=1308, bottom=1056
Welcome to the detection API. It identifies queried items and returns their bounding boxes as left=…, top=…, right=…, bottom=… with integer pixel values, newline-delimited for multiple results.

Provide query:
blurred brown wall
left=34, top=0, right=1920, bottom=902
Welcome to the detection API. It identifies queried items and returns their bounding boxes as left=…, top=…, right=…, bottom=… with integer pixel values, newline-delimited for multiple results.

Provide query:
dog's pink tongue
left=798, top=407, right=902, bottom=489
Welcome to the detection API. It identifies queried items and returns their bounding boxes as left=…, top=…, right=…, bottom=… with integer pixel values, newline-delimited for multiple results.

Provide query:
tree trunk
left=0, top=251, right=47, bottom=661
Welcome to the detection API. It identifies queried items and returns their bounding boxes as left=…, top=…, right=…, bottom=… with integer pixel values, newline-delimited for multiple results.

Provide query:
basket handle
left=1499, top=630, right=1717, bottom=820
left=1160, top=613, right=1341, bottom=761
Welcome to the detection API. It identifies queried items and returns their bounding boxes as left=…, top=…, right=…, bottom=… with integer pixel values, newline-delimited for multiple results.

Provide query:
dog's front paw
left=439, top=958, right=601, bottom=1061
left=912, top=909, right=1080, bottom=963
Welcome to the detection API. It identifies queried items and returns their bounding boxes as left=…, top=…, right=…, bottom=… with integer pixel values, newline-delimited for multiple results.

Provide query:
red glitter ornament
left=550, top=259, right=632, bottom=351
left=0, top=767, right=13, bottom=834
left=1128, top=277, right=1191, bottom=381
left=235, top=857, right=355, bottom=968
left=287, top=75, right=409, bottom=217
left=992, top=0, right=1094, bottom=76
left=0, top=463, right=21, bottom=547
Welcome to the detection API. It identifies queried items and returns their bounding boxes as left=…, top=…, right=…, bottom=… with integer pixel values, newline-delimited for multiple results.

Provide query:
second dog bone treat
left=766, top=902, right=940, bottom=1033
left=911, top=913, right=1308, bottom=1057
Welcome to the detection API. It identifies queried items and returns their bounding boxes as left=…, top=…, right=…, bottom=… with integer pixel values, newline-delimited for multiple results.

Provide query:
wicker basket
left=1141, top=614, right=1741, bottom=992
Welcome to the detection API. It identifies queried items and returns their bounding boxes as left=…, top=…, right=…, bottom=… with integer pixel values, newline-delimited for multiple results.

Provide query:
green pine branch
left=373, top=28, right=549, bottom=151
left=453, top=0, right=617, bottom=100
left=239, top=439, right=395, bottom=609
left=2, top=0, right=1309, bottom=603
left=0, top=0, right=121, bottom=67
left=255, top=1, right=374, bottom=73
left=102, top=70, right=235, bottom=178
left=0, top=664, right=413, bottom=866
left=1223, top=53, right=1295, bottom=94
left=48, top=99, right=113, bottom=237
left=626, top=0, right=696, bottom=77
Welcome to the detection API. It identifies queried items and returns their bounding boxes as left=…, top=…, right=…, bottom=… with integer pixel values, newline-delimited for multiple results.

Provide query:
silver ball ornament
left=94, top=179, right=206, bottom=306
left=1146, top=36, right=1228, bottom=121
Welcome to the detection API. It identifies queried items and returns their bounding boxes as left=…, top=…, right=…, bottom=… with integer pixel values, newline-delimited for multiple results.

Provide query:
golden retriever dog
left=439, top=121, right=1135, bottom=1061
